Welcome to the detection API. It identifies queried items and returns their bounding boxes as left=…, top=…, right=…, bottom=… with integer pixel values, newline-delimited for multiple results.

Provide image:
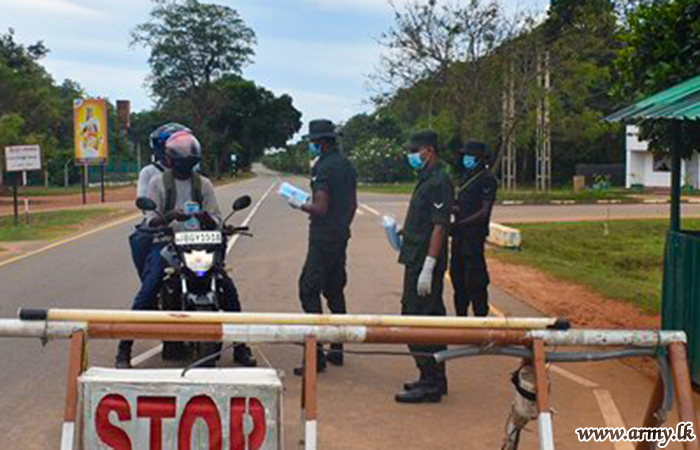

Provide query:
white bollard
left=488, top=222, right=522, bottom=248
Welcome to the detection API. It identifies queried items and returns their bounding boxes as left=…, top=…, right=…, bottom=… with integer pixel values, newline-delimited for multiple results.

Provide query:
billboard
left=74, top=98, right=109, bottom=163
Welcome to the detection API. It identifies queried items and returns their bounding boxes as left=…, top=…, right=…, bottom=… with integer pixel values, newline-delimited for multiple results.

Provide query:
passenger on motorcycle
left=129, top=123, right=189, bottom=281
left=115, top=129, right=256, bottom=369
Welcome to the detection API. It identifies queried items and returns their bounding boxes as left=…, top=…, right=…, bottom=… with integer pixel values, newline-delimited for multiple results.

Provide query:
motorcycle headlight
left=183, top=250, right=215, bottom=277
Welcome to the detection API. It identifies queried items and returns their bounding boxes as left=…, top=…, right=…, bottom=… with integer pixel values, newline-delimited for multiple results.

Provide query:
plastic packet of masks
left=382, top=215, right=402, bottom=251
left=278, top=182, right=311, bottom=204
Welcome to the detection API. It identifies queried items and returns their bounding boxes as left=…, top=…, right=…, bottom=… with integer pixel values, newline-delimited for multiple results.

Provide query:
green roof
left=605, top=74, right=700, bottom=122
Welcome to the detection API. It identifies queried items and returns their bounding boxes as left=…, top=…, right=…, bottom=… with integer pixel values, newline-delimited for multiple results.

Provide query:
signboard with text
left=74, top=98, right=109, bottom=164
left=4, top=145, right=41, bottom=172
left=79, top=367, right=281, bottom=449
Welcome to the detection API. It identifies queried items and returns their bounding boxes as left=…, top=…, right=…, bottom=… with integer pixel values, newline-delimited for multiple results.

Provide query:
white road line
left=360, top=203, right=381, bottom=217
left=550, top=364, right=599, bottom=389
left=131, top=179, right=278, bottom=367
left=130, top=344, right=163, bottom=367
left=356, top=208, right=365, bottom=216
left=593, top=389, right=635, bottom=450
left=0, top=213, right=140, bottom=270
left=226, top=180, right=278, bottom=255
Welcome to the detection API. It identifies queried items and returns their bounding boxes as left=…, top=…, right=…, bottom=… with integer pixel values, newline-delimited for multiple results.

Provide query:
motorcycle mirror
left=136, top=197, right=157, bottom=211
left=232, top=195, right=252, bottom=211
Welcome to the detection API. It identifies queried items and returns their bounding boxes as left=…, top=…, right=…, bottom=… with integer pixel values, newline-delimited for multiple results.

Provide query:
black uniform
left=450, top=169, right=498, bottom=316
left=299, top=149, right=357, bottom=315
left=399, top=161, right=453, bottom=375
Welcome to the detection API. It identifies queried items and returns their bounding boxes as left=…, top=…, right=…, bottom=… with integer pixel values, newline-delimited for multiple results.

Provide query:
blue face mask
left=308, top=142, right=322, bottom=157
left=462, top=155, right=478, bottom=171
left=407, top=152, right=426, bottom=170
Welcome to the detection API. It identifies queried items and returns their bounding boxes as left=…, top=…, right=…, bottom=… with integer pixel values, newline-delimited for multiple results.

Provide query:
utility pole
left=536, top=49, right=552, bottom=192
left=501, top=60, right=517, bottom=191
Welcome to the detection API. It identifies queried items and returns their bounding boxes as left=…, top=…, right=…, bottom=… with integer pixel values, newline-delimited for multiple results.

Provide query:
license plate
left=175, top=231, right=222, bottom=246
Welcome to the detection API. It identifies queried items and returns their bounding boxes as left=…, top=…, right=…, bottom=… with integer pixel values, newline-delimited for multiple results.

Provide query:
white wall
left=625, top=125, right=700, bottom=189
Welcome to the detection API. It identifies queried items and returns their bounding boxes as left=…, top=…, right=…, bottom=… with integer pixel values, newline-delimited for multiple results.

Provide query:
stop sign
left=78, top=368, right=282, bottom=449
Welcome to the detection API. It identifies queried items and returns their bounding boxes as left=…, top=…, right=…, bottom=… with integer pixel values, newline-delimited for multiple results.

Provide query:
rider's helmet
left=149, top=122, right=191, bottom=164
left=164, top=130, right=202, bottom=179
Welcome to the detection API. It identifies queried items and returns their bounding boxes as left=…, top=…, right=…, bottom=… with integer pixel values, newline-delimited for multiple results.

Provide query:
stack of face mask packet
left=278, top=182, right=311, bottom=204
left=382, top=215, right=402, bottom=251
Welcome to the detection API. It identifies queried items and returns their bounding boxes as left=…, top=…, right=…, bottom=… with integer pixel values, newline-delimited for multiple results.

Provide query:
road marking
left=132, top=180, right=278, bottom=367
left=0, top=212, right=140, bottom=270
left=130, top=344, right=163, bottom=367
left=593, top=389, right=634, bottom=450
left=226, top=180, right=278, bottom=255
left=356, top=208, right=365, bottom=216
left=550, top=364, right=599, bottom=388
left=360, top=203, right=381, bottom=217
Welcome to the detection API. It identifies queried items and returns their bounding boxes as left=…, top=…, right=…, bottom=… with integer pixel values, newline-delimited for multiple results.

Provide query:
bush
left=350, top=138, right=415, bottom=183
left=261, top=144, right=310, bottom=175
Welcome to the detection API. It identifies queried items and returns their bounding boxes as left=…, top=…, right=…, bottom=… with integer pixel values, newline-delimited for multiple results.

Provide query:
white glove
left=287, top=197, right=305, bottom=210
left=417, top=256, right=436, bottom=297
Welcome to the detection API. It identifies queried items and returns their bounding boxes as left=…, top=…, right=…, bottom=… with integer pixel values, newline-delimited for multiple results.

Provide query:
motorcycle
left=136, top=195, right=252, bottom=366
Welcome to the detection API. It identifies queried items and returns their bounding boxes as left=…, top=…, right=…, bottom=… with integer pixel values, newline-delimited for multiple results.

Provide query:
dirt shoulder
left=488, top=256, right=661, bottom=378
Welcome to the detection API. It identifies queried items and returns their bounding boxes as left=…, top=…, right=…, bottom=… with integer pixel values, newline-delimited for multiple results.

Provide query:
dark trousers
left=119, top=245, right=241, bottom=353
left=401, top=264, right=447, bottom=379
left=129, top=228, right=153, bottom=282
left=450, top=240, right=490, bottom=317
left=299, top=239, right=348, bottom=315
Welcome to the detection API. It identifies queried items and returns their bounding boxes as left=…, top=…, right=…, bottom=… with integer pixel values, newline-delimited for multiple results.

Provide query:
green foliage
left=0, top=29, right=84, bottom=185
left=208, top=75, right=301, bottom=171
left=261, top=143, right=310, bottom=175
left=340, top=113, right=402, bottom=155
left=131, top=0, right=255, bottom=107
left=132, top=1, right=300, bottom=177
left=349, top=138, right=415, bottom=183
left=613, top=0, right=700, bottom=157
left=0, top=209, right=113, bottom=242
left=492, top=219, right=700, bottom=313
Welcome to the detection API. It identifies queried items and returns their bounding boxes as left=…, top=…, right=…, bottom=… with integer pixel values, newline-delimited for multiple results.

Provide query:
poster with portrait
left=74, top=98, right=109, bottom=163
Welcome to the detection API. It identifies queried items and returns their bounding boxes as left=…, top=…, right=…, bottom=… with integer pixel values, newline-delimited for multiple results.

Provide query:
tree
left=340, top=113, right=402, bottom=154
left=207, top=75, right=301, bottom=173
left=132, top=0, right=256, bottom=127
left=0, top=29, right=85, bottom=186
left=613, top=0, right=700, bottom=156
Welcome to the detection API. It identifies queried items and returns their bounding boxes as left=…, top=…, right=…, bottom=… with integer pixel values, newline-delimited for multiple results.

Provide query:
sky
left=1, top=0, right=549, bottom=135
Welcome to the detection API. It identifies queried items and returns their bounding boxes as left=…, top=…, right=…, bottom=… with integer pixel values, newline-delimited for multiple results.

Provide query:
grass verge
left=0, top=209, right=118, bottom=242
left=358, top=183, right=638, bottom=203
left=489, top=219, right=700, bottom=314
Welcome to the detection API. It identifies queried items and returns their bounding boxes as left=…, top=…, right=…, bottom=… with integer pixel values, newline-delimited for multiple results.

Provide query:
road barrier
left=0, top=309, right=697, bottom=450
left=488, top=222, right=522, bottom=249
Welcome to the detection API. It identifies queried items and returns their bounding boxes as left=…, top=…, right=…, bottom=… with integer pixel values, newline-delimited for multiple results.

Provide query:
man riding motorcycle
left=115, top=129, right=256, bottom=369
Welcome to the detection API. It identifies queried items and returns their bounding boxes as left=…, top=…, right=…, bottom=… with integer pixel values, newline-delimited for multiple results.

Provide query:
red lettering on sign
left=137, top=397, right=176, bottom=450
left=96, top=394, right=132, bottom=450
left=178, top=395, right=222, bottom=450
left=230, top=398, right=267, bottom=450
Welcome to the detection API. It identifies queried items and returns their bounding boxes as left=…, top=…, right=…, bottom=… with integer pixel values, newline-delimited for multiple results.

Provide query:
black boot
left=233, top=344, right=257, bottom=367
left=403, top=367, right=428, bottom=391
left=294, top=346, right=327, bottom=376
left=326, top=343, right=344, bottom=366
left=115, top=341, right=132, bottom=369
left=402, top=365, right=448, bottom=395
left=395, top=383, right=442, bottom=403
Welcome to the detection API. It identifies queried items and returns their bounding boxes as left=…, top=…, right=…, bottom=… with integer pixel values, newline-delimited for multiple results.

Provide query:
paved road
left=0, top=167, right=696, bottom=449
left=360, top=192, right=700, bottom=223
